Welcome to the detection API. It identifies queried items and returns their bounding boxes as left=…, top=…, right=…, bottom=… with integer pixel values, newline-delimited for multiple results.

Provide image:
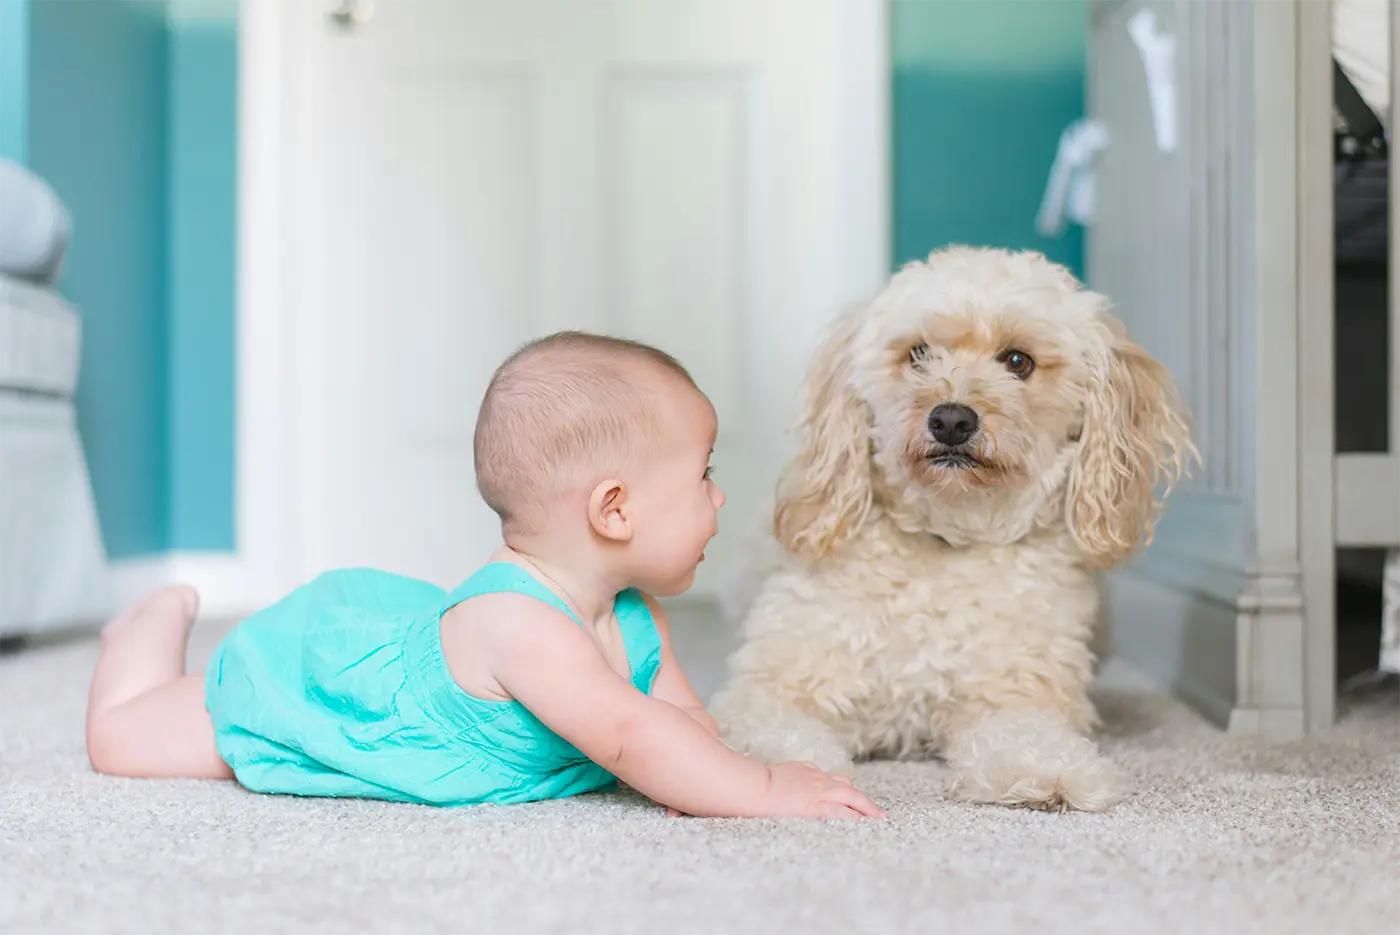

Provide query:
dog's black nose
left=928, top=403, right=979, bottom=446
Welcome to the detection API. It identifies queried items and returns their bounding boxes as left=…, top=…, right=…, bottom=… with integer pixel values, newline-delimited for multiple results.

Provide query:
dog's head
left=773, top=246, right=1198, bottom=569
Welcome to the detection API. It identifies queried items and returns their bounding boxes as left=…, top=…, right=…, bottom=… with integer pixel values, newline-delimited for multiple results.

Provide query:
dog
left=708, top=246, right=1198, bottom=812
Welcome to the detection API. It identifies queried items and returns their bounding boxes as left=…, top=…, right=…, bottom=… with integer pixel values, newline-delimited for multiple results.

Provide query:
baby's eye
left=703, top=465, right=716, bottom=481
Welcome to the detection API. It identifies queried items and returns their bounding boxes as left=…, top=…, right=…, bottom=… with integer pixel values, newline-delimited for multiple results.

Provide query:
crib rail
left=1333, top=4, right=1400, bottom=550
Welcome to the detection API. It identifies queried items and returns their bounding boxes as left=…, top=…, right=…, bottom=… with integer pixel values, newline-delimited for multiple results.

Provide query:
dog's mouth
left=926, top=449, right=983, bottom=469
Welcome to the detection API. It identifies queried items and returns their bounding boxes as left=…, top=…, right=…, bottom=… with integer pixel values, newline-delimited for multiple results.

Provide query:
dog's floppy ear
left=773, top=306, right=874, bottom=561
left=1065, top=304, right=1198, bottom=569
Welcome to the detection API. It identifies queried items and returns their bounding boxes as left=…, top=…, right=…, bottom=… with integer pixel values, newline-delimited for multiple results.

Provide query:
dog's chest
left=827, top=542, right=1095, bottom=695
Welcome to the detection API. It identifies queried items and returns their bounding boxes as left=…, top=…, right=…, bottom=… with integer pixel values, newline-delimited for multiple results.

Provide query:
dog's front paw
left=945, top=709, right=1125, bottom=813
left=709, top=682, right=853, bottom=771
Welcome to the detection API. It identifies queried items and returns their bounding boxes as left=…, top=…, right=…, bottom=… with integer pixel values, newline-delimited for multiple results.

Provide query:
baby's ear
left=588, top=478, right=633, bottom=542
left=773, top=306, right=874, bottom=560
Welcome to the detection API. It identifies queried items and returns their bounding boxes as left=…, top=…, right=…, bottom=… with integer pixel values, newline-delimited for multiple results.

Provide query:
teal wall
left=0, top=0, right=27, bottom=163
left=166, top=4, right=237, bottom=551
left=891, top=0, right=1087, bottom=277
left=6, top=0, right=1078, bottom=560
left=5, top=0, right=238, bottom=559
left=28, top=0, right=172, bottom=558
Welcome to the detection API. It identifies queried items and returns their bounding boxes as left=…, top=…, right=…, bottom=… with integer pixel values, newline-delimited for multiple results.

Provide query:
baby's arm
left=638, top=593, right=720, bottom=740
left=468, top=593, right=881, bottom=820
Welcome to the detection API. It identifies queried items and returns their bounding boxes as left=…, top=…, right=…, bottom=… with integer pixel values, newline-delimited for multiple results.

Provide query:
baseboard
left=1227, top=705, right=1307, bottom=740
left=111, top=554, right=714, bottom=623
left=1102, top=567, right=1239, bottom=731
left=1176, top=672, right=1237, bottom=732
left=109, top=551, right=269, bottom=621
left=108, top=556, right=177, bottom=613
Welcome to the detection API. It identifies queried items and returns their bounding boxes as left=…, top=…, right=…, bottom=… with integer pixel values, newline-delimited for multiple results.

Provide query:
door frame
left=233, top=0, right=315, bottom=608
left=232, top=0, right=892, bottom=610
left=1295, top=0, right=1335, bottom=734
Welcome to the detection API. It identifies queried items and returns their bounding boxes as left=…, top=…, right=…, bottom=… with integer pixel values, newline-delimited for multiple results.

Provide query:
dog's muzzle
left=928, top=403, right=979, bottom=447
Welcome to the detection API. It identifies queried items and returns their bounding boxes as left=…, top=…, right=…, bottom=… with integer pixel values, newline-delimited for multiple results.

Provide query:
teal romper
left=204, top=562, right=662, bottom=807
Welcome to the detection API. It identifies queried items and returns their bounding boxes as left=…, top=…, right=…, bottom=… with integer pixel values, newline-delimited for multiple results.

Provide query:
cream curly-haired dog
left=708, top=245, right=1197, bottom=813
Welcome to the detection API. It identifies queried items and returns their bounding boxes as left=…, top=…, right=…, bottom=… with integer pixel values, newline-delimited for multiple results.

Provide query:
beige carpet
left=1, top=607, right=1397, bottom=935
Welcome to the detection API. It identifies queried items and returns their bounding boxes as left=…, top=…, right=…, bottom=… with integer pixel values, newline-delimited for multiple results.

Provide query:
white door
left=276, top=0, right=887, bottom=598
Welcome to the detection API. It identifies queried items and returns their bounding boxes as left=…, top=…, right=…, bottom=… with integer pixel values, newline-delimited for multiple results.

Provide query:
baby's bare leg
left=86, top=586, right=233, bottom=780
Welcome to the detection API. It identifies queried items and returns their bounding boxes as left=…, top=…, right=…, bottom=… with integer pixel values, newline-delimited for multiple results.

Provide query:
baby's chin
left=649, top=566, right=700, bottom=599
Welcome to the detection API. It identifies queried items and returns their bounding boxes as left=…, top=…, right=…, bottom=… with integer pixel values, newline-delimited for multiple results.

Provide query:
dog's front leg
left=707, top=676, right=854, bottom=773
left=943, top=694, right=1123, bottom=813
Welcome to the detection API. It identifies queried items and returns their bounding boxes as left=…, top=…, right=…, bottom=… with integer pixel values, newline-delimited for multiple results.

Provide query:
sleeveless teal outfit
left=204, top=562, right=663, bottom=807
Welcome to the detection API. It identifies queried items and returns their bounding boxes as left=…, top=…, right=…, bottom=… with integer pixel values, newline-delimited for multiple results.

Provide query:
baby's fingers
left=814, top=801, right=865, bottom=820
left=829, top=785, right=886, bottom=818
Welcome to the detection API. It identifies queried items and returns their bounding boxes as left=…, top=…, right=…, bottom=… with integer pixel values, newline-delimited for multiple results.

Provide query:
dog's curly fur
left=708, top=246, right=1199, bottom=812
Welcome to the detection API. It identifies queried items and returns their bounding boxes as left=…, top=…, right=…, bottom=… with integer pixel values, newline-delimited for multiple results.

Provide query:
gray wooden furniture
left=0, top=275, right=109, bottom=641
left=1086, top=0, right=1396, bottom=738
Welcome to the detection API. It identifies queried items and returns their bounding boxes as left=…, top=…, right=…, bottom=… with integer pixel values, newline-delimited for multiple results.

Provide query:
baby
left=85, top=331, right=885, bottom=820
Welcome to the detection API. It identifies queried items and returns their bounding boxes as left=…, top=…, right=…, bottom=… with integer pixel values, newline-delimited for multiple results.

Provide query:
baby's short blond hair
left=474, top=331, right=698, bottom=532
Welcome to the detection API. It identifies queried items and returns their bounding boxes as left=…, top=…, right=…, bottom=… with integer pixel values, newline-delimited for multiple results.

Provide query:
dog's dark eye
left=909, top=342, right=931, bottom=365
left=1000, top=349, right=1035, bottom=378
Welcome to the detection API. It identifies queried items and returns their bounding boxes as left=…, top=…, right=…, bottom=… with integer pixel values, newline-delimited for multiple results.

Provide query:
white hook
left=329, top=0, right=374, bottom=29
left=1036, top=119, right=1110, bottom=238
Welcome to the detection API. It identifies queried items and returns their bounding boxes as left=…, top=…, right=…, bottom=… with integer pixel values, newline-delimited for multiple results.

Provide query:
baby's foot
left=90, top=585, right=203, bottom=718
left=101, top=585, right=200, bottom=647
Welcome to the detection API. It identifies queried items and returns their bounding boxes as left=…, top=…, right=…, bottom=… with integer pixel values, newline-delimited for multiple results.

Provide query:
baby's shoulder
left=443, top=586, right=564, bottom=624
left=440, top=586, right=583, bottom=650
left=438, top=586, right=592, bottom=696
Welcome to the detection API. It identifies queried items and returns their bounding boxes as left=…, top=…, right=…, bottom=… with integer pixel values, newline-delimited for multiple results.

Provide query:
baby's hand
left=758, top=761, right=885, bottom=819
left=663, top=761, right=885, bottom=820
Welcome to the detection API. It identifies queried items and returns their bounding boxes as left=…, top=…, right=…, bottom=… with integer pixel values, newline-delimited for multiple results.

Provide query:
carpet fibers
left=1, top=610, right=1397, bottom=935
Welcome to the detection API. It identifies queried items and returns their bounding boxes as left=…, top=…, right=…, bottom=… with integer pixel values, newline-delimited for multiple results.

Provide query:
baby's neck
left=492, top=543, right=623, bottom=629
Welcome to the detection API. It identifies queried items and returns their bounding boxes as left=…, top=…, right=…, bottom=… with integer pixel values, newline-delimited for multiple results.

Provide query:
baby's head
left=474, top=331, right=725, bottom=596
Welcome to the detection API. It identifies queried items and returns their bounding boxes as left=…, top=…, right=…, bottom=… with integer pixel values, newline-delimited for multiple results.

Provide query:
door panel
left=288, top=0, right=887, bottom=594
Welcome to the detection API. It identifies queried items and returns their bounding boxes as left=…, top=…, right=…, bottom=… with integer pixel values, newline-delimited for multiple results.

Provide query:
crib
left=1084, top=0, right=1398, bottom=738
